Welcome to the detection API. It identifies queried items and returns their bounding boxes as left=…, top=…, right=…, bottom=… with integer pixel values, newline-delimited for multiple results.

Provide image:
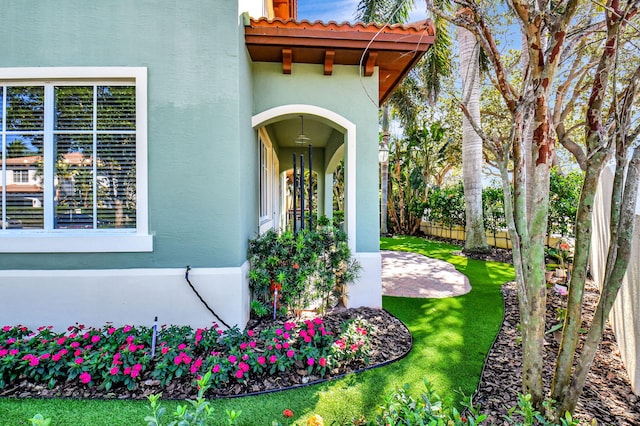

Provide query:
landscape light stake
left=151, top=316, right=158, bottom=358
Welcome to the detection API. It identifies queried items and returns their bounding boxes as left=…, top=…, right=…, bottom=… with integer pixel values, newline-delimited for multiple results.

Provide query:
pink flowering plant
left=0, top=315, right=373, bottom=395
left=331, top=317, right=372, bottom=365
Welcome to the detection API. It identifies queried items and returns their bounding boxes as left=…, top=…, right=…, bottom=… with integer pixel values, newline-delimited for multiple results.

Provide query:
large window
left=0, top=68, right=150, bottom=252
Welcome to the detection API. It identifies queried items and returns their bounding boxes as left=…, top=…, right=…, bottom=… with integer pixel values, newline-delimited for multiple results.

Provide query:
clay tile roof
left=244, top=17, right=435, bottom=104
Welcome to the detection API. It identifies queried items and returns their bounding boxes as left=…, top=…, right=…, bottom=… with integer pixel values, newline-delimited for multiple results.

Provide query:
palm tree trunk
left=458, top=26, right=488, bottom=252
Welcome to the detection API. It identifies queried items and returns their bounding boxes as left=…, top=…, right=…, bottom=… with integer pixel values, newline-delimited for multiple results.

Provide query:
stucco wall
left=252, top=62, right=380, bottom=253
left=0, top=0, right=254, bottom=270
left=590, top=166, right=640, bottom=395
left=0, top=1, right=256, bottom=329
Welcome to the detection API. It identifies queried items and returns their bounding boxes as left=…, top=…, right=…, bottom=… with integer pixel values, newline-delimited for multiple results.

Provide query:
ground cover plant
left=0, top=237, right=515, bottom=425
left=0, top=316, right=372, bottom=397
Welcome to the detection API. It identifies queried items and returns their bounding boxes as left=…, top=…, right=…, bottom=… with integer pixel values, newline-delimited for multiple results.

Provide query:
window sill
left=0, top=233, right=153, bottom=253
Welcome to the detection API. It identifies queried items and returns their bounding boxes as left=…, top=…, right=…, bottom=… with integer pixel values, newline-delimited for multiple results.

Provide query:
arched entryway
left=251, top=104, right=356, bottom=252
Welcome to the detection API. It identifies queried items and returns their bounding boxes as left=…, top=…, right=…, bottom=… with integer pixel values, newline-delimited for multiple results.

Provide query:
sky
left=296, top=0, right=427, bottom=23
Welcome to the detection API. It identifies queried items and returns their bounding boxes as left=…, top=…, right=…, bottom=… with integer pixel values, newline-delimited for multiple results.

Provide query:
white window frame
left=0, top=67, right=151, bottom=253
left=12, top=169, right=29, bottom=184
left=258, top=128, right=277, bottom=234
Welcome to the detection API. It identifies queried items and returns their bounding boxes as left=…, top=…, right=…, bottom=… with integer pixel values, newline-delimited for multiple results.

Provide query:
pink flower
left=74, top=349, right=82, bottom=357
left=173, top=356, right=182, bottom=366
left=52, top=353, right=61, bottom=362
left=70, top=342, right=80, bottom=348
left=110, top=366, right=119, bottom=375
left=131, top=369, right=140, bottom=379
left=257, top=356, right=266, bottom=365
left=178, top=343, right=187, bottom=350
left=0, top=349, right=7, bottom=357
left=239, top=361, right=250, bottom=372
left=235, top=369, right=244, bottom=379
left=276, top=343, right=282, bottom=350
left=286, top=350, right=295, bottom=358
left=126, top=335, right=135, bottom=344
left=123, top=325, right=132, bottom=333
left=212, top=364, right=221, bottom=373
left=6, top=338, right=16, bottom=345
left=9, top=349, right=19, bottom=356
left=29, top=357, right=40, bottom=366
left=59, top=349, right=68, bottom=356
left=247, top=330, right=255, bottom=337
left=2, top=326, right=10, bottom=332
left=242, top=354, right=249, bottom=361
left=82, top=332, right=90, bottom=340
left=40, top=353, right=51, bottom=360
left=124, top=367, right=132, bottom=375
left=190, top=358, right=203, bottom=374
left=128, top=344, right=137, bottom=352
left=283, top=342, right=290, bottom=349
left=240, top=342, right=248, bottom=350
left=56, top=337, right=66, bottom=345
left=313, top=318, right=323, bottom=325
left=350, top=344, right=359, bottom=351
left=161, top=347, right=170, bottom=355
left=299, top=330, right=307, bottom=338
left=79, top=372, right=91, bottom=384
left=284, top=322, right=295, bottom=331
left=275, top=328, right=283, bottom=336
left=133, top=363, right=142, bottom=372
left=307, top=358, right=315, bottom=366
left=269, top=355, right=278, bottom=364
left=283, top=333, right=290, bottom=340
left=182, top=355, right=192, bottom=364
left=304, top=336, right=312, bottom=343
left=228, top=355, right=237, bottom=363
left=249, top=341, right=257, bottom=348
left=108, top=327, right=116, bottom=335
left=74, top=357, right=84, bottom=364
left=319, top=357, right=327, bottom=367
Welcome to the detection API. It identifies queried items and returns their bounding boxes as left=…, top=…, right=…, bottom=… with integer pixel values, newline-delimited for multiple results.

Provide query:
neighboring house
left=0, top=0, right=434, bottom=330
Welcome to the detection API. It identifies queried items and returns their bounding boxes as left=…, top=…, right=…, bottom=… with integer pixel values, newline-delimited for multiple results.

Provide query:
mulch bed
left=475, top=280, right=640, bottom=425
left=0, top=307, right=412, bottom=401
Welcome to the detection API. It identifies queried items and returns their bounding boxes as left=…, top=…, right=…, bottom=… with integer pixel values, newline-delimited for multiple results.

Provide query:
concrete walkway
left=381, top=250, right=471, bottom=298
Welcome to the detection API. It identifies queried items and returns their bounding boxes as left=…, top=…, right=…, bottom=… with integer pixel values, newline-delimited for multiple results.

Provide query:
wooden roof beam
left=324, top=50, right=335, bottom=75
left=364, top=51, right=378, bottom=77
left=282, top=48, right=292, bottom=74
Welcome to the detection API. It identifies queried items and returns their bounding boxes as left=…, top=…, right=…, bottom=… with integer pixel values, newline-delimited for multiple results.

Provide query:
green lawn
left=0, top=236, right=514, bottom=425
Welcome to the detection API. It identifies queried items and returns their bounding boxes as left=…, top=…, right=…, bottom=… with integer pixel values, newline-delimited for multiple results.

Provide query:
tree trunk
left=558, top=146, right=640, bottom=414
left=458, top=26, right=488, bottom=253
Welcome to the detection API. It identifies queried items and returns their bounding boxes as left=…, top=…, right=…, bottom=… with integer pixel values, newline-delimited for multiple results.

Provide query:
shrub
left=247, top=216, right=360, bottom=318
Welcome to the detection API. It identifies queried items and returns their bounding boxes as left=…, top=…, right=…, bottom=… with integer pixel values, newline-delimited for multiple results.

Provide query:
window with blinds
left=1, top=82, right=138, bottom=232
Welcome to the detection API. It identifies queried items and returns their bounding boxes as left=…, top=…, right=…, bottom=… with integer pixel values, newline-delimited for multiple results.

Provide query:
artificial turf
left=0, top=236, right=514, bottom=425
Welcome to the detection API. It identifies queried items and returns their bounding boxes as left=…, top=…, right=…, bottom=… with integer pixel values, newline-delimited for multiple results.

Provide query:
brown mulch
left=0, top=307, right=412, bottom=401
left=475, top=280, right=640, bottom=425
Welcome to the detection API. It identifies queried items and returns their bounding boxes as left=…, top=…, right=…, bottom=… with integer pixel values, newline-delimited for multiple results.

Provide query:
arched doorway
left=252, top=105, right=356, bottom=252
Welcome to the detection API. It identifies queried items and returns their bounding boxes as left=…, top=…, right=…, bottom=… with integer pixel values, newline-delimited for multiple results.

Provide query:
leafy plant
left=0, top=316, right=373, bottom=396
left=247, top=217, right=360, bottom=317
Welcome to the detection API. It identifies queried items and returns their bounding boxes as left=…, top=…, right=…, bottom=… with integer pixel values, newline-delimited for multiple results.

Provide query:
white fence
left=590, top=165, right=640, bottom=395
